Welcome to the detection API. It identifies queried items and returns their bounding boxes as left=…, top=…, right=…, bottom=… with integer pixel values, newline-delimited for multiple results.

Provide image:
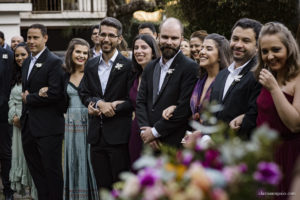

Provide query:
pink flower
left=253, top=162, right=281, bottom=185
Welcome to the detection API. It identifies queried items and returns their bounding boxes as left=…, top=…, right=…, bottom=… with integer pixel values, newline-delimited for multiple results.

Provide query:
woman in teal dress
left=63, top=38, right=99, bottom=199
left=41, top=38, right=99, bottom=199
left=8, top=43, right=37, bottom=199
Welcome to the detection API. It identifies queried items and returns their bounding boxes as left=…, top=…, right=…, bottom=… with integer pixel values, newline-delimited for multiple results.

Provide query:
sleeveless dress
left=8, top=84, right=37, bottom=199
left=63, top=83, right=99, bottom=200
left=128, top=77, right=143, bottom=168
left=256, top=87, right=300, bottom=200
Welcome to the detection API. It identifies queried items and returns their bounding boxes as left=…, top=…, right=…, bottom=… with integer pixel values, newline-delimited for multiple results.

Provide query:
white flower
left=2, top=54, right=8, bottom=59
left=167, top=68, right=175, bottom=74
left=115, top=63, right=123, bottom=70
left=35, top=63, right=43, bottom=68
left=233, top=75, right=243, bottom=82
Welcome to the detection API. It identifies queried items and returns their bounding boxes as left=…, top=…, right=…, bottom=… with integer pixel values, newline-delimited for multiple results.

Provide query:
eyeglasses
left=99, top=33, right=119, bottom=39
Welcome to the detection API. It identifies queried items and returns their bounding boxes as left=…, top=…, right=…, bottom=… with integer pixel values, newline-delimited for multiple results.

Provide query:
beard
left=160, top=44, right=180, bottom=60
left=100, top=41, right=116, bottom=54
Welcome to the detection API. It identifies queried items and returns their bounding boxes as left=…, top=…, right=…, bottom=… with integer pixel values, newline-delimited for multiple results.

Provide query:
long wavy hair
left=254, top=22, right=300, bottom=84
left=199, top=33, right=232, bottom=78
left=11, top=42, right=30, bottom=87
left=64, top=38, right=90, bottom=74
left=132, top=34, right=160, bottom=76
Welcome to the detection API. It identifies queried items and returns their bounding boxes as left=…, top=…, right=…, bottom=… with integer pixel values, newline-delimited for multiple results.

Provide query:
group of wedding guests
left=0, top=15, right=299, bottom=200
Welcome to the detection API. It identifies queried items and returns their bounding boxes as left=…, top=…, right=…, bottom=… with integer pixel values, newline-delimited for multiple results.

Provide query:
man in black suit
left=90, top=25, right=101, bottom=57
left=21, top=24, right=65, bottom=200
left=210, top=18, right=263, bottom=139
left=0, top=46, right=14, bottom=200
left=79, top=17, right=132, bottom=189
left=136, top=17, right=198, bottom=148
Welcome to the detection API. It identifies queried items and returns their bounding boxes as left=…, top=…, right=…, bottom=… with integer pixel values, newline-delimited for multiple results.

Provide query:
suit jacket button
left=151, top=108, right=154, bottom=112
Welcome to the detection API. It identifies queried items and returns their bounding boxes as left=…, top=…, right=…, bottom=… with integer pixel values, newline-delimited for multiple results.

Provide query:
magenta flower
left=111, top=189, right=120, bottom=198
left=238, top=163, right=248, bottom=173
left=253, top=162, right=281, bottom=185
left=202, top=149, right=223, bottom=169
left=138, top=168, right=159, bottom=187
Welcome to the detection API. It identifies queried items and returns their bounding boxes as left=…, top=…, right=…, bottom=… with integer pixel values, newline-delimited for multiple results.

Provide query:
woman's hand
left=259, top=69, right=279, bottom=92
left=88, top=102, right=101, bottom=116
left=13, top=115, right=21, bottom=128
left=39, top=87, right=48, bottom=97
left=229, top=114, right=245, bottom=131
left=162, top=105, right=177, bottom=120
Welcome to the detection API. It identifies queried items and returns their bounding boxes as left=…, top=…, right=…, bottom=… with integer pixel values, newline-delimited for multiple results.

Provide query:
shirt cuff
left=151, top=127, right=161, bottom=138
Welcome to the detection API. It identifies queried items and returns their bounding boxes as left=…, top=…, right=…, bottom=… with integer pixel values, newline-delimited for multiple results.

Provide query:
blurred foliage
left=173, top=0, right=299, bottom=39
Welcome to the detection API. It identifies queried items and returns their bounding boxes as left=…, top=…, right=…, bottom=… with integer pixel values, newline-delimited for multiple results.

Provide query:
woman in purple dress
left=129, top=34, right=160, bottom=167
left=254, top=22, right=300, bottom=199
left=162, top=33, right=231, bottom=122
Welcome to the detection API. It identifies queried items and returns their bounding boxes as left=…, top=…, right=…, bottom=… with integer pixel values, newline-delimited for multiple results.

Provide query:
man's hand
left=140, top=126, right=156, bottom=143
left=229, top=114, right=245, bottom=131
left=88, top=102, right=101, bottom=116
left=21, top=90, right=29, bottom=104
left=97, top=101, right=115, bottom=117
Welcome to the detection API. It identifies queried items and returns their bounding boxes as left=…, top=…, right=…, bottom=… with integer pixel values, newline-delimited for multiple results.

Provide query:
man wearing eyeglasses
left=79, top=17, right=132, bottom=190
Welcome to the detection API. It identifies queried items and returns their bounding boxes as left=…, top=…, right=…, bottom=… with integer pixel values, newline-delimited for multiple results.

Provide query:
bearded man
left=136, top=17, right=198, bottom=148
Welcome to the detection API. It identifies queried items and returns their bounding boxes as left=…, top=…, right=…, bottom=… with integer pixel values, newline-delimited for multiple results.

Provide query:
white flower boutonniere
left=35, top=63, right=43, bottom=68
left=167, top=69, right=175, bottom=75
left=115, top=63, right=123, bottom=70
left=233, top=75, right=243, bottom=82
left=2, top=54, right=8, bottom=59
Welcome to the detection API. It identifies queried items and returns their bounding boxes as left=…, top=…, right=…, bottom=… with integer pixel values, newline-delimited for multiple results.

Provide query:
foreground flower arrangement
left=101, top=104, right=281, bottom=200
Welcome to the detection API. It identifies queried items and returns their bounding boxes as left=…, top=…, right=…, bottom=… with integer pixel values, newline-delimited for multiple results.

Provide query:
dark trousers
left=0, top=122, right=13, bottom=196
left=22, top=119, right=63, bottom=200
left=91, top=136, right=130, bottom=190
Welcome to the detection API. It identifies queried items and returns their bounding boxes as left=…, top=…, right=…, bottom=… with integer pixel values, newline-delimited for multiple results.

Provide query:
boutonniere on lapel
left=167, top=68, right=175, bottom=75
left=231, top=74, right=243, bottom=87
left=35, top=63, right=43, bottom=68
left=233, top=74, right=243, bottom=82
left=2, top=54, right=8, bottom=59
left=115, top=63, right=123, bottom=71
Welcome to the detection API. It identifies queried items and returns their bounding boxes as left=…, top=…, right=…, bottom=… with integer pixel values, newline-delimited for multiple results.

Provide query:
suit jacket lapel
left=153, top=53, right=179, bottom=105
left=152, top=62, right=161, bottom=103
left=27, top=48, right=49, bottom=82
left=91, top=57, right=103, bottom=97
left=218, top=70, right=230, bottom=102
left=222, top=58, right=255, bottom=102
left=22, top=58, right=31, bottom=90
left=105, top=53, right=122, bottom=95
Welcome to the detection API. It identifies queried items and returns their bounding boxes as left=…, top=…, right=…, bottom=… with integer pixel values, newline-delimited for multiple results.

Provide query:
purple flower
left=253, top=162, right=281, bottom=185
left=238, top=163, right=248, bottom=173
left=138, top=168, right=159, bottom=187
left=111, top=189, right=120, bottom=198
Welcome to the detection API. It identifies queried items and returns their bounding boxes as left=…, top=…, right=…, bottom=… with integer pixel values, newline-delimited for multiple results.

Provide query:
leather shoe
left=5, top=193, right=14, bottom=200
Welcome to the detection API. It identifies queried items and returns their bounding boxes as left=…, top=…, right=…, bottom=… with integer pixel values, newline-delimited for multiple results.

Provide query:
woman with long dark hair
left=8, top=42, right=37, bottom=199
left=129, top=34, right=160, bottom=167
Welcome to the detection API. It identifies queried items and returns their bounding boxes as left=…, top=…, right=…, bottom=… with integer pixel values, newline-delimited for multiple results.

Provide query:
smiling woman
left=129, top=34, right=160, bottom=168
left=254, top=22, right=300, bottom=199
left=60, top=38, right=100, bottom=200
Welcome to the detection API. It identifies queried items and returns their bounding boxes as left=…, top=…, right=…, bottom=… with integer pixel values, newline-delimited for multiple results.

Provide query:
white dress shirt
left=151, top=50, right=181, bottom=138
left=27, top=47, right=46, bottom=79
left=222, top=60, right=250, bottom=99
left=98, top=50, right=118, bottom=94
